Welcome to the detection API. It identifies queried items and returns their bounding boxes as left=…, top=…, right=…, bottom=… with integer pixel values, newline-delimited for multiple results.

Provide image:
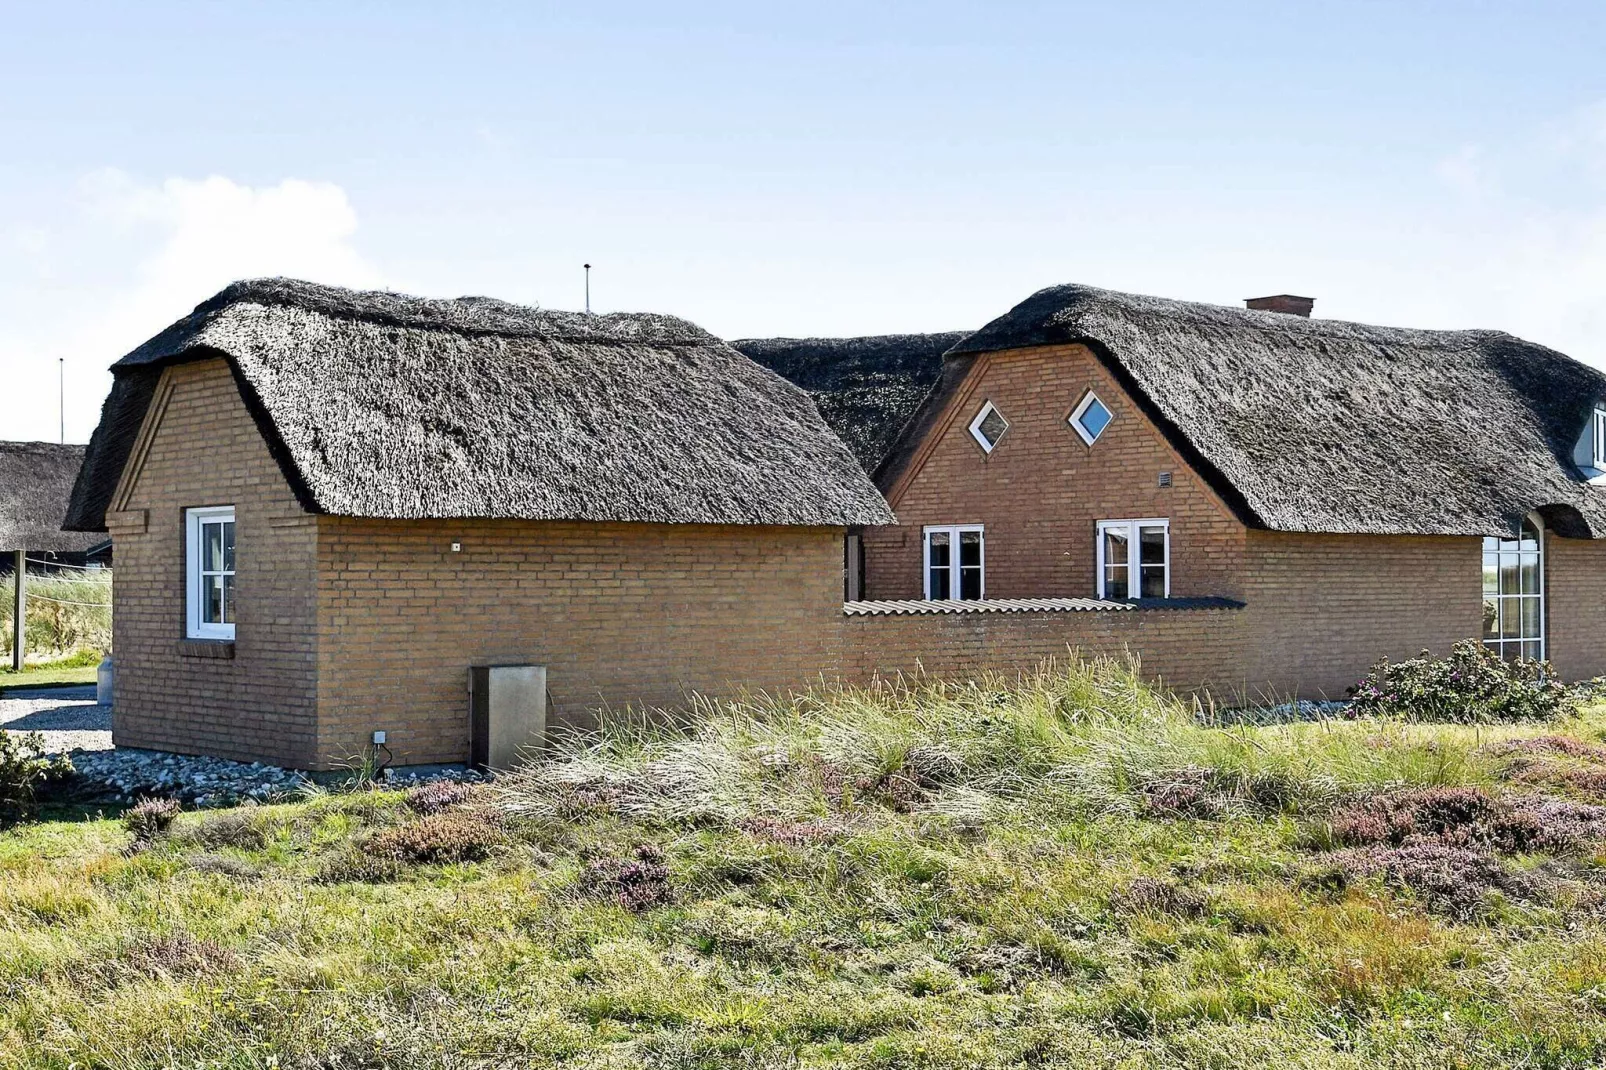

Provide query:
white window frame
left=1593, top=408, right=1606, bottom=470
left=185, top=506, right=236, bottom=640
left=1482, top=514, right=1545, bottom=662
left=923, top=524, right=986, bottom=600
left=967, top=400, right=1008, bottom=454
left=1096, top=518, right=1170, bottom=600
left=1069, top=390, right=1114, bottom=446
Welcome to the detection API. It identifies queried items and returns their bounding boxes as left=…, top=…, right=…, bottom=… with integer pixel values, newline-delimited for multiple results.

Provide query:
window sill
left=178, top=639, right=235, bottom=660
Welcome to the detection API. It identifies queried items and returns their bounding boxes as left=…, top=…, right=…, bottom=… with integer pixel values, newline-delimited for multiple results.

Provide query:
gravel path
left=0, top=687, right=479, bottom=805
left=0, top=686, right=111, bottom=753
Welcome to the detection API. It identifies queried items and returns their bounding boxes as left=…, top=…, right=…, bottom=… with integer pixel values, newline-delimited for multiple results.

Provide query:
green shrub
left=0, top=730, right=71, bottom=824
left=1347, top=639, right=1572, bottom=723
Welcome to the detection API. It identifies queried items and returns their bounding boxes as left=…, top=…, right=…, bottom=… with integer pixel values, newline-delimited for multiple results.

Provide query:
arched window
left=1482, top=517, right=1544, bottom=661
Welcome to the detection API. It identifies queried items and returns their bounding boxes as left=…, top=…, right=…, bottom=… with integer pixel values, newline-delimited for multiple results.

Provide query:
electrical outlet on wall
left=372, top=730, right=387, bottom=745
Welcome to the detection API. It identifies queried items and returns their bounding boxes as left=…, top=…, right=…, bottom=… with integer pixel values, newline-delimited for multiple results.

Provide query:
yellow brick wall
left=313, top=517, right=845, bottom=766
left=865, top=343, right=1247, bottom=601
left=844, top=606, right=1248, bottom=700
left=1540, top=533, right=1606, bottom=682
left=109, top=359, right=322, bottom=766
left=1240, top=532, right=1483, bottom=701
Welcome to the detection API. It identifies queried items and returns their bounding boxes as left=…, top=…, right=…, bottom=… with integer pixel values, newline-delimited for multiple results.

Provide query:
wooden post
left=10, top=549, right=23, bottom=673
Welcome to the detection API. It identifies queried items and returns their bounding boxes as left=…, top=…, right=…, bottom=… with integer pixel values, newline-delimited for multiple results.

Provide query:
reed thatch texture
left=0, top=442, right=97, bottom=552
left=67, top=279, right=894, bottom=531
left=734, top=333, right=967, bottom=473
left=941, top=283, right=1606, bottom=537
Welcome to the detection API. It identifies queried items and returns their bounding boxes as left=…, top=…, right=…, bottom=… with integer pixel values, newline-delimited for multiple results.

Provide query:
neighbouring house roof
left=0, top=442, right=98, bottom=553
left=66, top=278, right=895, bottom=532
left=910, top=282, right=1606, bottom=539
left=733, top=333, right=968, bottom=473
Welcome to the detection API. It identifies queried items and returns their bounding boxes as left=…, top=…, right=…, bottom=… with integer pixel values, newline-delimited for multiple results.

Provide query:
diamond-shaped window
left=1070, top=391, right=1113, bottom=445
left=968, top=401, right=1009, bottom=454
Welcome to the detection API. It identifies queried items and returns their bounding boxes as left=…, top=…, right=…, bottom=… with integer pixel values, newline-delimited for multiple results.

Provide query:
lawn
left=0, top=656, right=99, bottom=694
left=4, top=660, right=1606, bottom=1067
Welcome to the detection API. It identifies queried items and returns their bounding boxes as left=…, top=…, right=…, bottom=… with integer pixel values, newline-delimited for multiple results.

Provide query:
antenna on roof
left=58, top=358, right=64, bottom=444
left=584, top=264, right=592, bottom=314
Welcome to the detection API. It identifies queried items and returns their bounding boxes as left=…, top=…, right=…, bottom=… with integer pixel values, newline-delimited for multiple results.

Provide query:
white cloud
left=0, top=172, right=384, bottom=443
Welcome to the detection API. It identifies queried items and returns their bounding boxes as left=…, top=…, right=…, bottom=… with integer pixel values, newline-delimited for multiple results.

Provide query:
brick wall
left=865, top=344, right=1247, bottom=601
left=1543, top=533, right=1606, bottom=681
left=1241, top=531, right=1483, bottom=700
left=844, top=606, right=1248, bottom=699
left=312, top=517, right=845, bottom=766
left=108, top=359, right=322, bottom=766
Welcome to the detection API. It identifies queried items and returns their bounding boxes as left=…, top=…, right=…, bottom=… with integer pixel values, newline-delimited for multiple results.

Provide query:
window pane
left=1520, top=556, right=1539, bottom=595
left=1139, top=526, right=1166, bottom=566
left=1520, top=596, right=1540, bottom=639
left=203, top=521, right=224, bottom=573
left=1104, top=564, right=1129, bottom=599
left=202, top=575, right=223, bottom=624
left=1140, top=565, right=1166, bottom=598
left=1523, top=640, right=1542, bottom=661
left=1519, top=520, right=1541, bottom=553
left=1103, top=528, right=1129, bottom=566
left=1076, top=397, right=1113, bottom=441
left=1482, top=599, right=1499, bottom=640
left=1482, top=554, right=1498, bottom=599
left=222, top=521, right=236, bottom=572
left=1482, top=536, right=1499, bottom=553
left=959, top=566, right=982, bottom=600
left=928, top=531, right=951, bottom=567
left=222, top=573, right=235, bottom=624
left=928, top=532, right=951, bottom=599
left=1500, top=556, right=1519, bottom=598
left=958, top=530, right=982, bottom=569
left=1501, top=599, right=1524, bottom=640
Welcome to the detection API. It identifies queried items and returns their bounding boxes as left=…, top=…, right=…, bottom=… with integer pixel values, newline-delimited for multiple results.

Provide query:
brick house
left=64, top=279, right=892, bottom=768
left=756, top=284, right=1606, bottom=701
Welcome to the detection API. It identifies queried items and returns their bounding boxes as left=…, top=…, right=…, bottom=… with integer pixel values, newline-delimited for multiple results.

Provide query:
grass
left=3, top=659, right=1606, bottom=1066
left=0, top=651, right=101, bottom=694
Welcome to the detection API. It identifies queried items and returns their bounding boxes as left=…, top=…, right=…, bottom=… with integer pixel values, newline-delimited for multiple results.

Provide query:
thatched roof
left=932, top=283, right=1606, bottom=538
left=0, top=442, right=97, bottom=552
left=66, top=279, right=894, bottom=532
left=733, top=333, right=967, bottom=473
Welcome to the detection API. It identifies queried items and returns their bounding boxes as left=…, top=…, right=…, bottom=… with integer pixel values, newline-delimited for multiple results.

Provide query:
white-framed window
left=967, top=401, right=1009, bottom=454
left=1593, top=408, right=1606, bottom=470
left=1096, top=518, right=1169, bottom=599
left=924, top=525, right=985, bottom=600
left=185, top=506, right=236, bottom=640
left=1482, top=516, right=1544, bottom=662
left=1069, top=390, right=1114, bottom=446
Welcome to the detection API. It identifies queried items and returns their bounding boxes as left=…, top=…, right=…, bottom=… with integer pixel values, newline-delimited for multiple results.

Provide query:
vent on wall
left=1158, top=472, right=1173, bottom=488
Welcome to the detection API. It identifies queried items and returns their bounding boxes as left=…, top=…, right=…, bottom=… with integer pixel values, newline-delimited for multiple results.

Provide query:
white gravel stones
left=0, top=685, right=483, bottom=806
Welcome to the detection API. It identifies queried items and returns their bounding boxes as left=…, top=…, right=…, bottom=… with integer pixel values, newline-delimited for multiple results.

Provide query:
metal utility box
left=469, top=664, right=547, bottom=771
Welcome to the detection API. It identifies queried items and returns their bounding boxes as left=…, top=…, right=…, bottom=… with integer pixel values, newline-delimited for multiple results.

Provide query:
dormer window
left=1593, top=408, right=1606, bottom=470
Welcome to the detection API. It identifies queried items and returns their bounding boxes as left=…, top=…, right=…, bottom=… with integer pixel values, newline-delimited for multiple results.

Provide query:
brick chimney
left=1245, top=294, right=1315, bottom=317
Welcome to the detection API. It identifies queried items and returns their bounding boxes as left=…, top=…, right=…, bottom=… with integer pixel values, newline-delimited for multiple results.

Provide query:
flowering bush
left=1346, top=639, right=1572, bottom=723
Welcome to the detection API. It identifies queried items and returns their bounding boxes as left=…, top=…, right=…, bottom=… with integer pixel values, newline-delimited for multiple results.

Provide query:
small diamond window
left=1070, top=391, right=1113, bottom=445
left=968, top=401, right=1009, bottom=454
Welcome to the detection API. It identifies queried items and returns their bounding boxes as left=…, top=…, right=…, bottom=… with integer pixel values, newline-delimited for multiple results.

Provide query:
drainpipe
left=11, top=550, right=23, bottom=673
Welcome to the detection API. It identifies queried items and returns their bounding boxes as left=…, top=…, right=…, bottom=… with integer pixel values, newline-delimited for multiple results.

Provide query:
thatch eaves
left=0, top=442, right=98, bottom=553
left=939, top=283, right=1606, bottom=539
left=733, top=332, right=967, bottom=474
left=66, top=278, right=895, bottom=532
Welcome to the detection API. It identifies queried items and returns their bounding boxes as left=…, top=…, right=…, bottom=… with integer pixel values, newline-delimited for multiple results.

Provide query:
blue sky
left=5, top=1, right=1606, bottom=440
